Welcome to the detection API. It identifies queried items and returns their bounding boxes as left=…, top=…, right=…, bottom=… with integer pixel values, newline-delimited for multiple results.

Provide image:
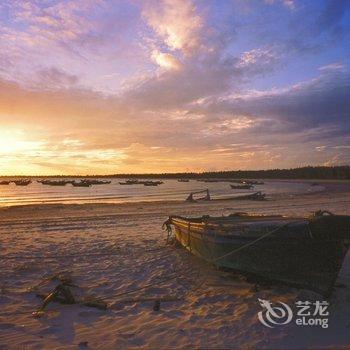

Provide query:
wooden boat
left=163, top=211, right=350, bottom=296
left=119, top=179, right=140, bottom=185
left=82, top=179, right=111, bottom=185
left=142, top=180, right=163, bottom=186
left=41, top=180, right=68, bottom=186
left=72, top=181, right=91, bottom=187
left=186, top=189, right=211, bottom=202
left=243, top=180, right=264, bottom=185
left=230, top=184, right=254, bottom=190
left=143, top=182, right=159, bottom=186
left=230, top=180, right=244, bottom=184
left=178, top=179, right=190, bottom=182
left=233, top=191, right=266, bottom=200
left=185, top=189, right=265, bottom=202
left=13, top=179, right=31, bottom=186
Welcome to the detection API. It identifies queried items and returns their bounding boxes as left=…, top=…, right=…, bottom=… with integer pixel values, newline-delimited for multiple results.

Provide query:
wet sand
left=1, top=183, right=350, bottom=349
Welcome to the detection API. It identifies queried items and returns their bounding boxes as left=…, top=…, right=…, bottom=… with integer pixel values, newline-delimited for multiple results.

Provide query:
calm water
left=0, top=179, right=325, bottom=207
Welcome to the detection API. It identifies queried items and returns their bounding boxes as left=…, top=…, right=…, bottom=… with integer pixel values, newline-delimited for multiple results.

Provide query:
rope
left=207, top=221, right=301, bottom=264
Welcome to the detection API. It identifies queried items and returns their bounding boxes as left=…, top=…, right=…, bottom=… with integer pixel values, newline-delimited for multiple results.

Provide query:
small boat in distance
left=119, top=179, right=163, bottom=186
left=82, top=179, right=111, bottom=185
left=230, top=184, right=254, bottom=190
left=141, top=180, right=163, bottom=186
left=233, top=191, right=266, bottom=201
left=185, top=189, right=265, bottom=202
left=197, top=179, right=220, bottom=183
left=243, top=180, right=264, bottom=185
left=13, top=179, right=31, bottom=186
left=0, top=180, right=10, bottom=185
left=41, top=180, right=69, bottom=186
left=163, top=211, right=350, bottom=296
left=178, top=179, right=190, bottom=182
left=119, top=179, right=140, bottom=185
left=72, top=181, right=91, bottom=187
left=186, top=189, right=211, bottom=202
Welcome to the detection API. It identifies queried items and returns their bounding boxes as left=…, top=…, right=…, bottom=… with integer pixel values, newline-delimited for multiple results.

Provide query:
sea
left=0, top=179, right=326, bottom=207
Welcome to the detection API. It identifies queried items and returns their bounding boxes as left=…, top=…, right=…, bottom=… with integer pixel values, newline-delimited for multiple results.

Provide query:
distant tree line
left=111, top=166, right=350, bottom=180
left=3, top=166, right=350, bottom=180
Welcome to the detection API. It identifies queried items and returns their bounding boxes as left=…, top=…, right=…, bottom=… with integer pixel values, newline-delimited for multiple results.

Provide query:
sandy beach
left=1, top=182, right=350, bottom=349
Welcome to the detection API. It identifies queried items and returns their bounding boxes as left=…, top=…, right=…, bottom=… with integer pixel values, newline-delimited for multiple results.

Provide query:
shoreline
left=0, top=178, right=347, bottom=211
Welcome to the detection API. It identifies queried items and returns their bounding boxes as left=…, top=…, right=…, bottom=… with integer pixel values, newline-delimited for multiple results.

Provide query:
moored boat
left=233, top=191, right=266, bottom=201
left=72, top=181, right=91, bottom=187
left=82, top=179, right=111, bottom=185
left=141, top=180, right=163, bottom=186
left=13, top=179, right=31, bottom=186
left=230, top=184, right=254, bottom=190
left=0, top=180, right=10, bottom=185
left=186, top=189, right=211, bottom=202
left=143, top=181, right=159, bottom=186
left=119, top=179, right=140, bottom=185
left=163, top=211, right=350, bottom=296
left=243, top=180, right=264, bottom=185
left=41, top=180, right=69, bottom=186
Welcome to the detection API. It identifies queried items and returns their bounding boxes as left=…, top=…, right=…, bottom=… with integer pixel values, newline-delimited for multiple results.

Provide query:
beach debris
left=78, top=341, right=89, bottom=349
left=153, top=300, right=161, bottom=311
left=28, top=272, right=73, bottom=292
left=32, top=274, right=107, bottom=317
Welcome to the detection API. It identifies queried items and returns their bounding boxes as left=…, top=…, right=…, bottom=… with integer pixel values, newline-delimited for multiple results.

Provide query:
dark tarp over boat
left=163, top=211, right=350, bottom=296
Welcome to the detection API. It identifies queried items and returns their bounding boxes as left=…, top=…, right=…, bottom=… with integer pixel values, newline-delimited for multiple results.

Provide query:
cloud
left=151, top=50, right=183, bottom=70
left=189, top=66, right=350, bottom=148
left=35, top=67, right=79, bottom=89
left=1, top=61, right=348, bottom=174
left=265, top=0, right=295, bottom=10
left=318, top=62, right=346, bottom=72
left=0, top=0, right=349, bottom=173
left=141, top=0, right=204, bottom=55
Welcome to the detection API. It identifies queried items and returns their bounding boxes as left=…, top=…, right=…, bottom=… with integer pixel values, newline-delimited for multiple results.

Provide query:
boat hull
left=172, top=217, right=348, bottom=296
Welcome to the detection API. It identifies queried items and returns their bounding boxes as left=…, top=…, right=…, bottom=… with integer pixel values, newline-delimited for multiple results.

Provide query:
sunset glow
left=0, top=0, right=349, bottom=175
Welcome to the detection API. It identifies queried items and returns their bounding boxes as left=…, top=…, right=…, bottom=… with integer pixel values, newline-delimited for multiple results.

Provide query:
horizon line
left=1, top=165, right=349, bottom=177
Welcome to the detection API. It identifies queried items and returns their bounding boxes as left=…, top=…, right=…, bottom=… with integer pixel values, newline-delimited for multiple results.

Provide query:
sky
left=0, top=0, right=349, bottom=175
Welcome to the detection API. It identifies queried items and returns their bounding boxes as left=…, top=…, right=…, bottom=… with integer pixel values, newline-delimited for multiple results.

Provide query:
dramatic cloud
left=0, top=0, right=349, bottom=174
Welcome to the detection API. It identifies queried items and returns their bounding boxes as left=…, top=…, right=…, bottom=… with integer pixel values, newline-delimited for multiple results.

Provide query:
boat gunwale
left=169, top=215, right=309, bottom=232
left=169, top=215, right=344, bottom=242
